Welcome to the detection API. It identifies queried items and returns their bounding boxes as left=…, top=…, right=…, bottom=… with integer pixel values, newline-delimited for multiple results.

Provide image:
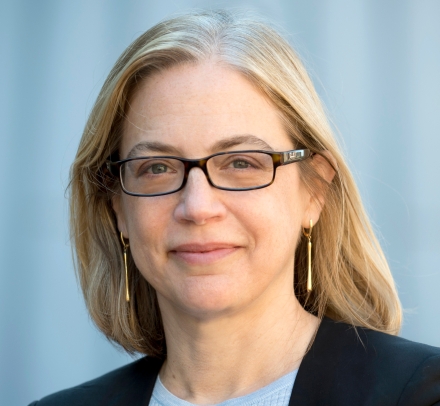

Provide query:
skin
left=113, top=61, right=334, bottom=404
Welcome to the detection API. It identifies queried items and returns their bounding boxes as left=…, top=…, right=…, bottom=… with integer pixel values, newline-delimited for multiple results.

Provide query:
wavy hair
left=70, top=10, right=402, bottom=358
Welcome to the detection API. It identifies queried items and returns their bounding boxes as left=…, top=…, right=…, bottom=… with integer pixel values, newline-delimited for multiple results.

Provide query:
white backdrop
left=1, top=1, right=439, bottom=405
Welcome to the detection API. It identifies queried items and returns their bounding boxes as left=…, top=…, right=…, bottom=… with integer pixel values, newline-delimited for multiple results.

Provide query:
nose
left=173, top=167, right=227, bottom=225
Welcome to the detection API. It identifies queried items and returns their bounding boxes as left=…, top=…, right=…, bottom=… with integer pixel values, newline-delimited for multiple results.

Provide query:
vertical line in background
left=364, top=1, right=415, bottom=314
left=1, top=1, right=63, bottom=403
left=404, top=0, right=440, bottom=343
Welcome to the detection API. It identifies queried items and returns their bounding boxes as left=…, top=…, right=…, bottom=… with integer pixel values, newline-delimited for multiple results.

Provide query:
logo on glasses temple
left=285, top=150, right=306, bottom=162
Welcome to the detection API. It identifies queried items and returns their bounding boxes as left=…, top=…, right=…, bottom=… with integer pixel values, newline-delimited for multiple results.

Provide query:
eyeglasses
left=106, top=149, right=311, bottom=197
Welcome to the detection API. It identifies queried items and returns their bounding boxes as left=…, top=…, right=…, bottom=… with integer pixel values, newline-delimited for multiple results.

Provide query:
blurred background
left=1, top=0, right=439, bottom=404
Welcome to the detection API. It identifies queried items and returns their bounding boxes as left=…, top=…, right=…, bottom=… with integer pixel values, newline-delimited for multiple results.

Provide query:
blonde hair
left=70, top=10, right=402, bottom=357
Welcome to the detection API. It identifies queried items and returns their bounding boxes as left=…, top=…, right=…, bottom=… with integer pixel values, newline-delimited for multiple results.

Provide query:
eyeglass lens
left=120, top=152, right=275, bottom=195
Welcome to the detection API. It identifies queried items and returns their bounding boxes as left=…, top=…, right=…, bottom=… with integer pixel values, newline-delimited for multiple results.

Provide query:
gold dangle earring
left=302, top=220, right=313, bottom=292
left=120, top=232, right=130, bottom=302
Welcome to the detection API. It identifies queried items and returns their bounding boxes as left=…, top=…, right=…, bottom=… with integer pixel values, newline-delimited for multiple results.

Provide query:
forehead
left=121, top=62, right=292, bottom=159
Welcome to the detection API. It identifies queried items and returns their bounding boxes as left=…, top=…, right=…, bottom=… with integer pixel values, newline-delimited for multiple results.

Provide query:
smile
left=169, top=243, right=241, bottom=265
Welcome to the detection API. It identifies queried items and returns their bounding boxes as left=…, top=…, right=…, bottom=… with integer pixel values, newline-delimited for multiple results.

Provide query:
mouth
left=169, top=243, right=241, bottom=265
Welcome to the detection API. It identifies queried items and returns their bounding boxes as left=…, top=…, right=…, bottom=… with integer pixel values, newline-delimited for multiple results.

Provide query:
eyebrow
left=125, top=134, right=274, bottom=159
left=126, top=141, right=180, bottom=159
left=211, top=135, right=274, bottom=152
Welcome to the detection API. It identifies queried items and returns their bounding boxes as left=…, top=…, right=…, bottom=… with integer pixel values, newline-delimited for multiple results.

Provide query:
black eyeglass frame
left=106, top=148, right=312, bottom=197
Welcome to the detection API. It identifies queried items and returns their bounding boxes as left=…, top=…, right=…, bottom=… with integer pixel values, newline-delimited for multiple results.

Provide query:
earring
left=302, top=220, right=313, bottom=292
left=120, top=232, right=130, bottom=302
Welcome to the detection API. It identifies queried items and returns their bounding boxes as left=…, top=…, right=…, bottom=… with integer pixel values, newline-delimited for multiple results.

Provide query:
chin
left=174, top=275, right=246, bottom=319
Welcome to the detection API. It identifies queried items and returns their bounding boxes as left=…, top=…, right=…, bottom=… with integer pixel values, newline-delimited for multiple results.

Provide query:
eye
left=149, top=163, right=168, bottom=174
left=134, top=159, right=179, bottom=177
left=232, top=159, right=252, bottom=169
left=213, top=153, right=267, bottom=171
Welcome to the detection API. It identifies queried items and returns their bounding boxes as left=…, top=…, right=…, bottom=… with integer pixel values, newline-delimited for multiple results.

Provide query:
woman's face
left=113, top=62, right=317, bottom=319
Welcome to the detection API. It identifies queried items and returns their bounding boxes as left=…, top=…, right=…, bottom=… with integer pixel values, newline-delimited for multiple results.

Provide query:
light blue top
left=149, top=369, right=297, bottom=406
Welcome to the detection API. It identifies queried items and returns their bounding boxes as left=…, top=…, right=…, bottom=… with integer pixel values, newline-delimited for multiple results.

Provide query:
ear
left=302, top=150, right=336, bottom=228
left=312, top=150, right=337, bottom=184
left=112, top=194, right=129, bottom=238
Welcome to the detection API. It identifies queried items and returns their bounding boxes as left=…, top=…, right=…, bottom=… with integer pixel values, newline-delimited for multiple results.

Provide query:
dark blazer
left=29, top=318, right=440, bottom=405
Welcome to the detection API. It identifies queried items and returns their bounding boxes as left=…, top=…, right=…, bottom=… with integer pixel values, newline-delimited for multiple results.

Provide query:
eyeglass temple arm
left=281, top=149, right=311, bottom=165
left=105, top=160, right=121, bottom=177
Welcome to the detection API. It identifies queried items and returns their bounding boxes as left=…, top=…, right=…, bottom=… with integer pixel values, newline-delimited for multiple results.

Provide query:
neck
left=158, top=287, right=319, bottom=404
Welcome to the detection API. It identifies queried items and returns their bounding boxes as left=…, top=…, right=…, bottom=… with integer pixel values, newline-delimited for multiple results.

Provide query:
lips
left=169, top=242, right=241, bottom=265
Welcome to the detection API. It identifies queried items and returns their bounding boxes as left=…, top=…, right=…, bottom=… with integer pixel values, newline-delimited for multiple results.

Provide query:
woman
left=30, top=10, right=440, bottom=406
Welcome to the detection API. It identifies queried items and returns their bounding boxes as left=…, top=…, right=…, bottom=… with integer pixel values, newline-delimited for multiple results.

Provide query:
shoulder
left=28, top=356, right=163, bottom=406
left=319, top=316, right=440, bottom=364
left=292, top=317, right=440, bottom=405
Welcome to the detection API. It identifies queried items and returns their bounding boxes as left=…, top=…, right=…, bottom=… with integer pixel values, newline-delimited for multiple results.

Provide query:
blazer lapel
left=112, top=356, right=163, bottom=406
left=288, top=317, right=352, bottom=405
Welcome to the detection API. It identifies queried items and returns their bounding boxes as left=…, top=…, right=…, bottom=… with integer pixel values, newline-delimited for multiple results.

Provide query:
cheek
left=229, top=187, right=303, bottom=262
left=122, top=196, right=175, bottom=272
left=251, top=173, right=307, bottom=255
left=123, top=195, right=173, bottom=235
